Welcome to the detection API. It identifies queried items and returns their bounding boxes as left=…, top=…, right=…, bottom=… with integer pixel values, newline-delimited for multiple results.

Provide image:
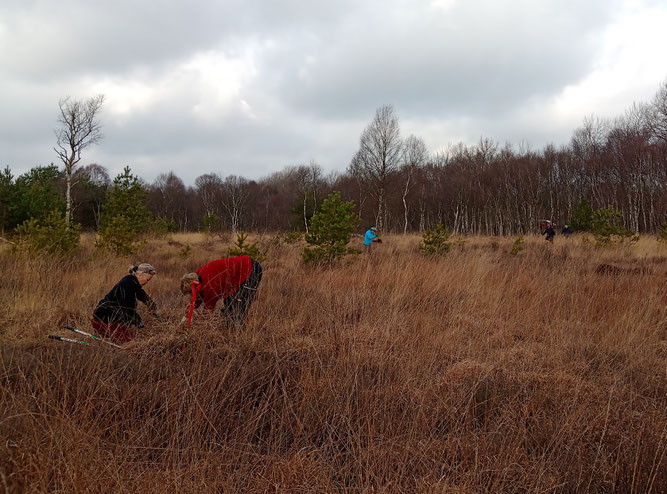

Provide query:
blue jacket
left=364, top=229, right=377, bottom=245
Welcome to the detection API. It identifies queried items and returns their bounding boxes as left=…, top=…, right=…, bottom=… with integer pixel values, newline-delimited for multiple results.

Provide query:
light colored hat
left=371, top=226, right=377, bottom=232
left=131, top=263, right=156, bottom=275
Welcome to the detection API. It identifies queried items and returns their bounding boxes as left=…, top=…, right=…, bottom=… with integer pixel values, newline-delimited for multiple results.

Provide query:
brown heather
left=0, top=234, right=665, bottom=493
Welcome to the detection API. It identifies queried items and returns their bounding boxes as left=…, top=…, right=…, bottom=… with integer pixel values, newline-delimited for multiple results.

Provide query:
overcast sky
left=1, top=0, right=666, bottom=184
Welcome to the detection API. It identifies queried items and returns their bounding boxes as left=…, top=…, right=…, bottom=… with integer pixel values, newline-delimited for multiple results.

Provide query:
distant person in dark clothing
left=180, top=256, right=262, bottom=329
left=561, top=224, right=572, bottom=237
left=92, top=263, right=157, bottom=344
left=543, top=224, right=556, bottom=242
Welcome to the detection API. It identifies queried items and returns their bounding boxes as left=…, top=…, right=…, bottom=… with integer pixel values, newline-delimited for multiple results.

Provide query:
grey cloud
left=1, top=0, right=663, bottom=183
left=0, top=0, right=358, bottom=82
left=249, top=0, right=618, bottom=118
left=77, top=99, right=355, bottom=184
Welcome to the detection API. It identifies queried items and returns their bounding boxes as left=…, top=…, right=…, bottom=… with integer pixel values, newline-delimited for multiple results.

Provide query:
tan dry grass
left=1, top=234, right=666, bottom=493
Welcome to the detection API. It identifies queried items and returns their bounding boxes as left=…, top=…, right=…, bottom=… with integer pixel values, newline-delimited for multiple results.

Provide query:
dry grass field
left=1, top=233, right=665, bottom=493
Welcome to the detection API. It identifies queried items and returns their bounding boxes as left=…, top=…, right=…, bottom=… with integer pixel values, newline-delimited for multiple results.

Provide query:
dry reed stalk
left=0, top=234, right=665, bottom=492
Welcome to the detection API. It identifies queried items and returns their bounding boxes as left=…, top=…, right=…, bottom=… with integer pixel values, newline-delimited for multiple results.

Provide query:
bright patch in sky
left=0, top=0, right=665, bottom=182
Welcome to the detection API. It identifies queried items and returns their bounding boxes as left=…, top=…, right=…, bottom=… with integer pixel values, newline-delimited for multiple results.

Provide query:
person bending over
left=92, top=263, right=157, bottom=344
left=180, top=256, right=263, bottom=329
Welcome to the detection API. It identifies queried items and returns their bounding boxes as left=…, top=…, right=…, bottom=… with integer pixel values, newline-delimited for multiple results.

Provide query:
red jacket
left=195, top=257, right=253, bottom=310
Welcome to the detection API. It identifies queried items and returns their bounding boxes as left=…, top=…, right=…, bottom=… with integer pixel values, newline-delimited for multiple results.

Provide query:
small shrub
left=303, top=191, right=360, bottom=265
left=202, top=213, right=222, bottom=235
left=510, top=236, right=525, bottom=256
left=179, top=243, right=192, bottom=259
left=228, top=231, right=264, bottom=261
left=419, top=223, right=452, bottom=256
left=658, top=222, right=667, bottom=243
left=453, top=236, right=466, bottom=250
left=13, top=210, right=80, bottom=255
left=96, top=215, right=144, bottom=256
left=284, top=231, right=303, bottom=244
left=591, top=206, right=632, bottom=247
left=151, top=217, right=178, bottom=237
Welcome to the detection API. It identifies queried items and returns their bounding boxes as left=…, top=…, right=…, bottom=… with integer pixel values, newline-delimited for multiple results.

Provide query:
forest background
left=1, top=79, right=666, bottom=242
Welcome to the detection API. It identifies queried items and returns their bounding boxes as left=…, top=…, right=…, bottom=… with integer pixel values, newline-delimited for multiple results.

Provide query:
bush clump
left=591, top=206, right=633, bottom=247
left=179, top=243, right=192, bottom=259
left=419, top=223, right=452, bottom=256
left=510, top=236, right=525, bottom=256
left=13, top=210, right=80, bottom=255
left=658, top=221, right=667, bottom=244
left=150, top=217, right=178, bottom=237
left=96, top=215, right=145, bottom=256
left=284, top=231, right=303, bottom=244
left=202, top=213, right=222, bottom=236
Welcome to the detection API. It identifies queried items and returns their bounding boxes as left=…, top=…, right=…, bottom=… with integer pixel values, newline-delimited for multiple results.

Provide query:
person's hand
left=136, top=320, right=145, bottom=329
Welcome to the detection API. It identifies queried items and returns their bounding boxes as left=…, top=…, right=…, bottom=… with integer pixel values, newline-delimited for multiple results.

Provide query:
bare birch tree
left=195, top=173, right=224, bottom=217
left=222, top=175, right=249, bottom=233
left=648, top=77, right=667, bottom=144
left=400, top=135, right=428, bottom=234
left=350, top=105, right=402, bottom=230
left=54, top=95, right=104, bottom=225
left=290, top=162, right=323, bottom=233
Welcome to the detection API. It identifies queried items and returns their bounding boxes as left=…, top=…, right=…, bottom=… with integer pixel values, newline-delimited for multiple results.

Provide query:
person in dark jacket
left=92, top=263, right=157, bottom=344
left=561, top=224, right=572, bottom=237
left=180, top=256, right=262, bottom=329
left=543, top=224, right=556, bottom=242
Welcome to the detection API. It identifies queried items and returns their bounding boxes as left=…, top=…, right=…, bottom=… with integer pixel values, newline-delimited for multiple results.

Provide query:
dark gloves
left=375, top=238, right=382, bottom=243
left=146, top=298, right=158, bottom=313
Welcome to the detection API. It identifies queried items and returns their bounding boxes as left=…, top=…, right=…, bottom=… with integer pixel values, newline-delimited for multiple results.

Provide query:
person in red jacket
left=180, top=256, right=262, bottom=328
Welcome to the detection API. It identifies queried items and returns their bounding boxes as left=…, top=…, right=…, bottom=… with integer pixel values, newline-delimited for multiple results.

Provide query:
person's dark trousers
left=221, top=258, right=263, bottom=329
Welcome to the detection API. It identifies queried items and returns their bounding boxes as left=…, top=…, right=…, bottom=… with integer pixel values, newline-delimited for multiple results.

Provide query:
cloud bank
left=1, top=0, right=666, bottom=183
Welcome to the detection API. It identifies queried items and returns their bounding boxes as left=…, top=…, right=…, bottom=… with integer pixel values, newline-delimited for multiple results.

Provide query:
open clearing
left=1, top=234, right=665, bottom=492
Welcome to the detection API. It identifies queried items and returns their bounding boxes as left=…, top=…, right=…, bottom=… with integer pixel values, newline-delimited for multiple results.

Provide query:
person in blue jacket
left=363, top=226, right=382, bottom=252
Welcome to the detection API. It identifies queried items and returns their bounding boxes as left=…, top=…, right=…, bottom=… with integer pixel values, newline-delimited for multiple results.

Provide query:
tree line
left=1, top=79, right=666, bottom=238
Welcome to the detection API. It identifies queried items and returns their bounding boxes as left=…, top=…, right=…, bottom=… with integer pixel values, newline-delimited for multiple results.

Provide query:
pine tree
left=100, top=166, right=151, bottom=234
left=14, top=210, right=80, bottom=255
left=0, top=167, right=14, bottom=235
left=303, top=191, right=360, bottom=265
left=227, top=231, right=264, bottom=261
left=419, top=223, right=452, bottom=256
left=569, top=198, right=593, bottom=232
left=12, top=165, right=65, bottom=227
left=97, top=166, right=151, bottom=255
left=591, top=206, right=632, bottom=246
